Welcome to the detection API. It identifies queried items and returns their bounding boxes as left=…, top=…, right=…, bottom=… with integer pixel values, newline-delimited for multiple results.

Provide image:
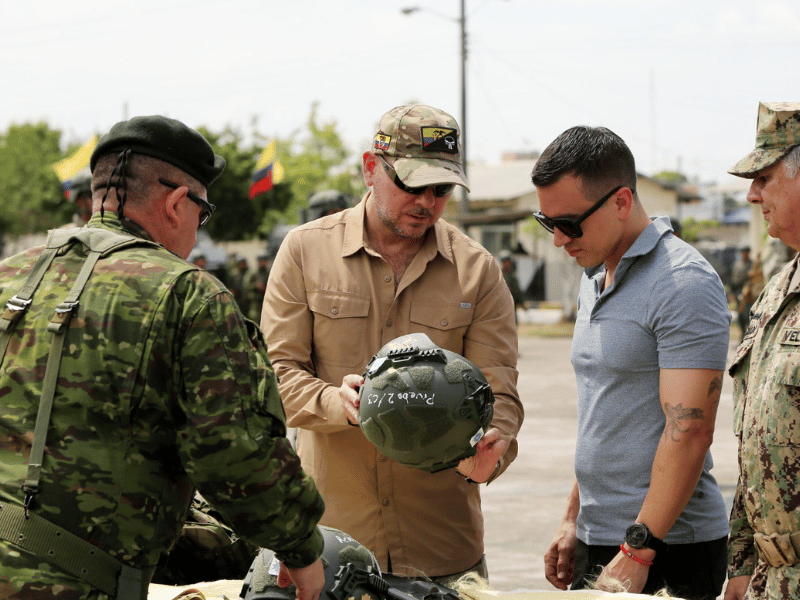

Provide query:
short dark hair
left=531, top=126, right=637, bottom=197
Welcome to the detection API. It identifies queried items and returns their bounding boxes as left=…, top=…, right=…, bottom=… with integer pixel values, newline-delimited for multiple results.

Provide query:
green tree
left=653, top=170, right=688, bottom=184
left=275, top=102, right=364, bottom=230
left=681, top=217, right=720, bottom=242
left=200, top=103, right=363, bottom=241
left=0, top=123, right=72, bottom=235
left=198, top=125, right=292, bottom=241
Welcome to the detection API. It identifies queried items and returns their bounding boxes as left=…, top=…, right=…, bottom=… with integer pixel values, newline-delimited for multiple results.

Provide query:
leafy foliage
left=200, top=103, right=364, bottom=240
left=653, top=170, right=688, bottom=184
left=681, top=217, right=720, bottom=242
left=0, top=123, right=72, bottom=235
left=0, top=103, right=364, bottom=243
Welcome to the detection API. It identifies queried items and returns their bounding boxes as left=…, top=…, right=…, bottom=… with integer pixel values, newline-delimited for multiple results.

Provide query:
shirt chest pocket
left=308, top=290, right=370, bottom=369
left=409, top=302, right=474, bottom=354
left=765, top=351, right=800, bottom=447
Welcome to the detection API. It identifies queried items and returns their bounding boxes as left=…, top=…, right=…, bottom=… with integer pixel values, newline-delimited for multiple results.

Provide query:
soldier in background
left=302, top=190, right=351, bottom=224
left=191, top=253, right=208, bottom=270
left=499, top=250, right=524, bottom=316
left=228, top=256, right=252, bottom=317
left=62, top=171, right=94, bottom=227
left=246, top=254, right=271, bottom=322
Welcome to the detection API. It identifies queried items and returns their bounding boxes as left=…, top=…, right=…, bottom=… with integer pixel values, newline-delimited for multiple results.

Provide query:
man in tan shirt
left=261, top=104, right=523, bottom=582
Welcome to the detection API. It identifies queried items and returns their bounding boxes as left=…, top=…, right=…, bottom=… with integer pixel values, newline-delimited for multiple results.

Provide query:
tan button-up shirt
left=261, top=195, right=522, bottom=577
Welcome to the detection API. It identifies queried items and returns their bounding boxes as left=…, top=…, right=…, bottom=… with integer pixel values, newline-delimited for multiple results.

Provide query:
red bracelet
left=620, top=544, right=653, bottom=566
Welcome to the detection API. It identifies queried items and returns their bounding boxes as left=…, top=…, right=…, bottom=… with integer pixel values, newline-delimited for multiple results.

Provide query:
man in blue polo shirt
left=531, top=126, right=730, bottom=600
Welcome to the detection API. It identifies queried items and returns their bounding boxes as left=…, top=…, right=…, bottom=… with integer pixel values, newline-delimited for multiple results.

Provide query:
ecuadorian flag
left=249, top=140, right=284, bottom=199
left=53, top=136, right=98, bottom=196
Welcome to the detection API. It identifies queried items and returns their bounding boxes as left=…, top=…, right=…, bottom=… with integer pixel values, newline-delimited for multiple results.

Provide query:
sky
left=3, top=0, right=799, bottom=190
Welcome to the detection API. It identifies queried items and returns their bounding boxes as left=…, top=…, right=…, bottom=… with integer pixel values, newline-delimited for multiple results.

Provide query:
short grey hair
left=783, top=145, right=800, bottom=179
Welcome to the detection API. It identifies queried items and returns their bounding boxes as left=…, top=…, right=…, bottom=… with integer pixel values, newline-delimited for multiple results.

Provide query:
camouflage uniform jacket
left=0, top=213, right=324, bottom=599
left=728, top=254, right=800, bottom=598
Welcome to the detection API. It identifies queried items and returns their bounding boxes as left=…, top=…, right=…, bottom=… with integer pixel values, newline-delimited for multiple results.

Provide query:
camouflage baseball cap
left=372, top=104, right=470, bottom=191
left=729, top=102, right=800, bottom=178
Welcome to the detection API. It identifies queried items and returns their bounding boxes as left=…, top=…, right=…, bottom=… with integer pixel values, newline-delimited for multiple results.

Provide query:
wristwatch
left=624, top=523, right=668, bottom=554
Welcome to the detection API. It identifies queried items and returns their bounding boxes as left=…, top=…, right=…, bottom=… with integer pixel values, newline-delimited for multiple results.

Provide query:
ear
left=162, top=187, right=183, bottom=229
left=363, top=152, right=378, bottom=187
left=615, top=186, right=634, bottom=220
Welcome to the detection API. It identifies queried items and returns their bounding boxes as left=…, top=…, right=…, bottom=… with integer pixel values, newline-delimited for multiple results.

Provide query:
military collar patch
left=374, top=134, right=391, bottom=152
left=421, top=127, right=458, bottom=154
left=780, top=327, right=800, bottom=345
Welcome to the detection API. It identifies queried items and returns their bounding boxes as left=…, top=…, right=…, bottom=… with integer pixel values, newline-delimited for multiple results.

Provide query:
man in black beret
left=0, top=115, right=326, bottom=600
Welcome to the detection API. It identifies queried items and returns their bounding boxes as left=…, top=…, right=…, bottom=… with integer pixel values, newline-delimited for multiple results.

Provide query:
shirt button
left=330, top=307, right=339, bottom=315
left=384, top=275, right=391, bottom=283
left=440, top=319, right=448, bottom=326
left=382, top=498, right=390, bottom=506
left=386, top=319, right=393, bottom=327
left=379, top=455, right=388, bottom=462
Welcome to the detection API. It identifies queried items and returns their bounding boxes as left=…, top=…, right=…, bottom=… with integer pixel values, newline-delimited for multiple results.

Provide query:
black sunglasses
left=159, top=178, right=216, bottom=227
left=377, top=156, right=456, bottom=198
left=533, top=185, right=629, bottom=239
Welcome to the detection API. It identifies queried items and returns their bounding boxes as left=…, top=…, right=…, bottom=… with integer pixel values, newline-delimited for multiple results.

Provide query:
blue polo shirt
left=572, top=216, right=730, bottom=546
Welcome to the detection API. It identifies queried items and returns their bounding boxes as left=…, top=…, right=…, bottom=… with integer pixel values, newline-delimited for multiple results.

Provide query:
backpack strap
left=0, top=246, right=60, bottom=367
left=21, top=248, right=103, bottom=515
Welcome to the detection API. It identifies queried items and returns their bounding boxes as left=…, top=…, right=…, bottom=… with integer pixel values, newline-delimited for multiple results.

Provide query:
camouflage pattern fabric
left=151, top=493, right=259, bottom=585
left=0, top=212, right=324, bottom=599
left=371, top=104, right=470, bottom=191
left=728, top=254, right=800, bottom=598
left=728, top=102, right=800, bottom=177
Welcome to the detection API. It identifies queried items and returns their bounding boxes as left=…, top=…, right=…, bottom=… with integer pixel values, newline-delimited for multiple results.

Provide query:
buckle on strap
left=47, top=301, right=80, bottom=334
left=6, top=296, right=32, bottom=311
left=754, top=531, right=800, bottom=567
left=0, top=296, right=33, bottom=331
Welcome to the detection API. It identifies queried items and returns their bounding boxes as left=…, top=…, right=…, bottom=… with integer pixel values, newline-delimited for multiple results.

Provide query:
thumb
left=277, top=563, right=293, bottom=588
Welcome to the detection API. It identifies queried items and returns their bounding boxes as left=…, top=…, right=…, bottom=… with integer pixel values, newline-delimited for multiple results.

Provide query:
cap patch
left=421, top=127, right=459, bottom=154
left=374, top=133, right=391, bottom=152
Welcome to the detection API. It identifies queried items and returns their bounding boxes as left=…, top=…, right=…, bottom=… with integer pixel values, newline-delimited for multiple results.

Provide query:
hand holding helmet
left=240, top=526, right=380, bottom=600
left=357, top=333, right=495, bottom=473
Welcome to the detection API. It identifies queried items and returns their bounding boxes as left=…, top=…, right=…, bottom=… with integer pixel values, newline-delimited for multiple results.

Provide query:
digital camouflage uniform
left=0, top=212, right=324, bottom=599
left=728, top=255, right=800, bottom=598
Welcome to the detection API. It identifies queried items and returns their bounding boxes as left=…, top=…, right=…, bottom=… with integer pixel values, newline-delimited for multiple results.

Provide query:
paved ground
left=480, top=332, right=740, bottom=592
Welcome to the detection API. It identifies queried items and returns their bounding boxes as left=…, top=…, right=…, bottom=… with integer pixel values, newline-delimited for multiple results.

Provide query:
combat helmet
left=67, top=170, right=93, bottom=201
left=301, top=190, right=351, bottom=223
left=358, top=333, right=494, bottom=473
left=240, top=526, right=380, bottom=600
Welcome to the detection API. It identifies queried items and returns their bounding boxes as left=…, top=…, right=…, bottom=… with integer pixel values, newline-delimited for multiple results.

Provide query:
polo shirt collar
left=585, top=215, right=673, bottom=281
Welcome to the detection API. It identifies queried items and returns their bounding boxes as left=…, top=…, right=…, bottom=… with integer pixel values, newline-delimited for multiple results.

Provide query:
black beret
left=90, top=115, right=226, bottom=187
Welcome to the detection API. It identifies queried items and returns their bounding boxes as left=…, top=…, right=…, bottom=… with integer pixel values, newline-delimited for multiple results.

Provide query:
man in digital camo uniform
left=725, top=102, right=800, bottom=600
left=0, top=115, right=325, bottom=600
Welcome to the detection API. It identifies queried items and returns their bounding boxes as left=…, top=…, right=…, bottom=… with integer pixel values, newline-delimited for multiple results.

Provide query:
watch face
left=625, top=523, right=649, bottom=549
